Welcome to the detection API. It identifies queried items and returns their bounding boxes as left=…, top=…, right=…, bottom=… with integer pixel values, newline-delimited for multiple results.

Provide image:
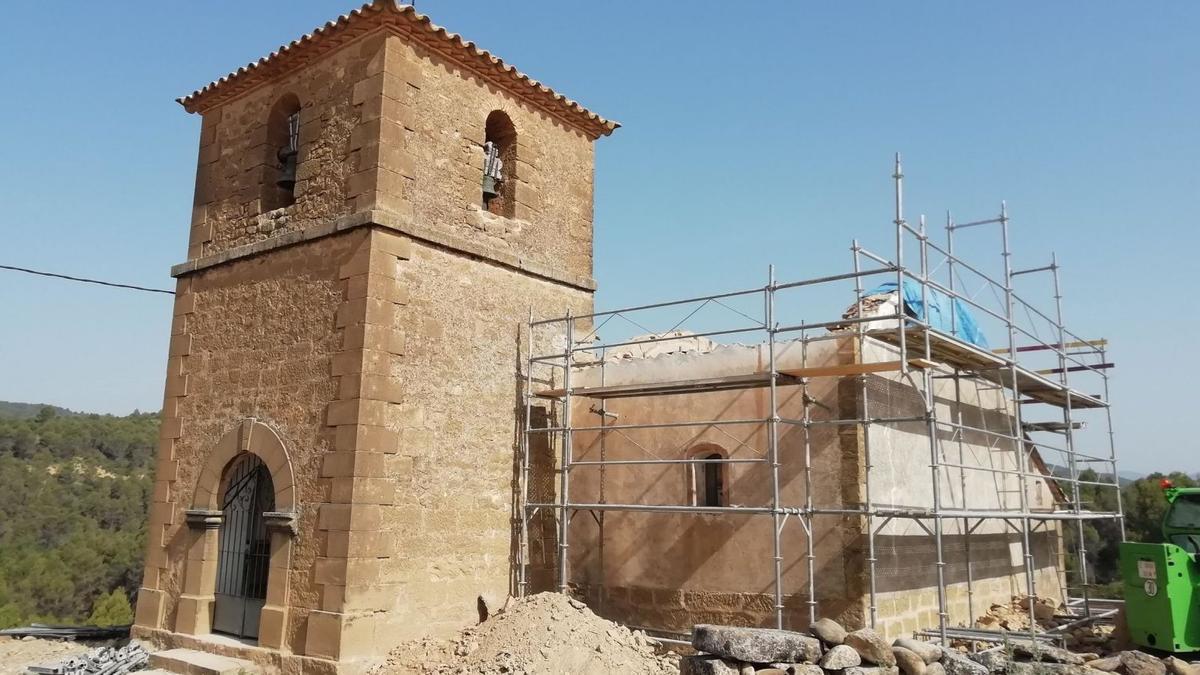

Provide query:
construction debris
left=377, top=592, right=677, bottom=674
left=25, top=642, right=147, bottom=675
left=0, top=626, right=131, bottom=642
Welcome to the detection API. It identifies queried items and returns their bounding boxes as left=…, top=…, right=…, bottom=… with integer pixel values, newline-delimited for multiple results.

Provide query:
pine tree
left=86, top=588, right=133, bottom=626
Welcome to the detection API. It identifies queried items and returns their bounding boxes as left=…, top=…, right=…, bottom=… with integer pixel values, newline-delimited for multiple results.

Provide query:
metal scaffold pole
left=852, top=240, right=880, bottom=629
left=518, top=307, right=534, bottom=597
left=557, top=311, right=574, bottom=593
left=767, top=265, right=786, bottom=629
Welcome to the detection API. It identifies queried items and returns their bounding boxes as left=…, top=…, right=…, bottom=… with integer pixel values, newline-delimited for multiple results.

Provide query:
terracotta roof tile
left=177, top=0, right=618, bottom=138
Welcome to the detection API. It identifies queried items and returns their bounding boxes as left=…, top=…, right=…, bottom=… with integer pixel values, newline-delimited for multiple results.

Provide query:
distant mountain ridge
left=0, top=401, right=78, bottom=419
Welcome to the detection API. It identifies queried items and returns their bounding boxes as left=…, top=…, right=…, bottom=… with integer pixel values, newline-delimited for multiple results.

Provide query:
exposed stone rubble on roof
left=176, top=0, right=618, bottom=138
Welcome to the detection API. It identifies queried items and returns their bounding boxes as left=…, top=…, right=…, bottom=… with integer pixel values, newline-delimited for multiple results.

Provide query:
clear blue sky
left=0, top=2, right=1195, bottom=475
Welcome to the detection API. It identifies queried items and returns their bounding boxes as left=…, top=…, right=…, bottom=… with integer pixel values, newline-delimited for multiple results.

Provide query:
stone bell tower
left=131, top=2, right=616, bottom=672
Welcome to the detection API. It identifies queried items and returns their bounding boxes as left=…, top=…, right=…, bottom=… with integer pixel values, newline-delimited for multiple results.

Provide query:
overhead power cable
left=0, top=264, right=174, bottom=295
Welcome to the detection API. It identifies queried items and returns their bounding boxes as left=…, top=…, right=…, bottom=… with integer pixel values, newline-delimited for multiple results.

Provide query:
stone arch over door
left=177, top=419, right=297, bottom=649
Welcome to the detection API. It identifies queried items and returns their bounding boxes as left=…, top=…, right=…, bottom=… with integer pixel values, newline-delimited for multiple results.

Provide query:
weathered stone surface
left=772, top=665, right=825, bottom=675
left=846, top=629, right=897, bottom=667
left=822, top=645, right=864, bottom=669
left=1088, top=657, right=1121, bottom=673
left=811, top=618, right=849, bottom=646
left=895, top=639, right=943, bottom=665
left=845, top=667, right=900, bottom=675
left=893, top=646, right=927, bottom=675
left=1120, top=651, right=1167, bottom=675
left=680, top=655, right=741, bottom=675
left=926, top=662, right=946, bottom=675
left=757, top=670, right=789, bottom=675
left=739, top=663, right=755, bottom=675
left=1166, top=657, right=1200, bottom=675
left=693, top=625, right=822, bottom=664
left=942, top=650, right=989, bottom=675
left=1007, top=640, right=1084, bottom=665
left=972, top=650, right=1007, bottom=674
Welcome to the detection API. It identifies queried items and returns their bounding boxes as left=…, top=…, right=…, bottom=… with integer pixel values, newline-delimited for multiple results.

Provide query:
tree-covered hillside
left=1063, top=469, right=1198, bottom=598
left=0, top=404, right=156, bottom=628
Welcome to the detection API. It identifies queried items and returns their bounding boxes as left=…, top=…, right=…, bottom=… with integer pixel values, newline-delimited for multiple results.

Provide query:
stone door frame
left=178, top=419, right=298, bottom=650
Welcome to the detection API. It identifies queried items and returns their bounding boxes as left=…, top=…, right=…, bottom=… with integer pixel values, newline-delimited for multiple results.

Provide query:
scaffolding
left=516, top=156, right=1124, bottom=645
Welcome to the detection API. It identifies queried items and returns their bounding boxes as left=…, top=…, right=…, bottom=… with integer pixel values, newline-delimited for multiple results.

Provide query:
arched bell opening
left=212, top=453, right=275, bottom=640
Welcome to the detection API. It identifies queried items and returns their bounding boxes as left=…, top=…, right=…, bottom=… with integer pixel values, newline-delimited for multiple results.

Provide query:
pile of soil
left=378, top=593, right=679, bottom=674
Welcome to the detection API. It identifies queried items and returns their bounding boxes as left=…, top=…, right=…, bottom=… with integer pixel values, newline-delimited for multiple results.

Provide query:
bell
left=482, top=175, right=500, bottom=200
left=276, top=146, right=297, bottom=191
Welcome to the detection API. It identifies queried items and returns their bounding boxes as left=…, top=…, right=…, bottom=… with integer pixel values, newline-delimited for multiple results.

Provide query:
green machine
left=1120, top=482, right=1200, bottom=652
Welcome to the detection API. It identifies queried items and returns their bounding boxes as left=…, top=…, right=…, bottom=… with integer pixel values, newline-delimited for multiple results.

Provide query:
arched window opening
left=262, top=94, right=301, bottom=212
left=482, top=110, right=517, bottom=217
left=688, top=446, right=728, bottom=508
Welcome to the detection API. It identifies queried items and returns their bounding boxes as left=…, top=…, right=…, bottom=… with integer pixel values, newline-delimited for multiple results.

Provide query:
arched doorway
left=212, top=453, right=274, bottom=639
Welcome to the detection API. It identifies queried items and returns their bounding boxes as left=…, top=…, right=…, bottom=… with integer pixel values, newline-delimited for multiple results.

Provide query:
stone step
left=148, top=648, right=261, bottom=675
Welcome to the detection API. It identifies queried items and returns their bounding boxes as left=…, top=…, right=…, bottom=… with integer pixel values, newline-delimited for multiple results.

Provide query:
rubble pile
left=682, top=620, right=946, bottom=675
left=965, top=641, right=1200, bottom=675
left=378, top=592, right=678, bottom=674
left=973, top=596, right=1119, bottom=654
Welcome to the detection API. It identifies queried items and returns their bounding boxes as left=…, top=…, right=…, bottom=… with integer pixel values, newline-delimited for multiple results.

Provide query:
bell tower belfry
left=132, top=2, right=616, bottom=671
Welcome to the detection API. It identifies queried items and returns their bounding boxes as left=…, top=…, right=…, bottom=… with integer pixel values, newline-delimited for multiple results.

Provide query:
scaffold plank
left=867, top=328, right=1107, bottom=409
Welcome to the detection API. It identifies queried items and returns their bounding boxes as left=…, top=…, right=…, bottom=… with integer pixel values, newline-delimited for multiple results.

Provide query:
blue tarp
left=866, top=280, right=988, bottom=348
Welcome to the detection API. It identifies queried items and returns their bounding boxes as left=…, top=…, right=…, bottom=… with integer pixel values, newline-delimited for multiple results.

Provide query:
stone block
left=330, top=477, right=396, bottom=505
left=680, top=655, right=740, bottom=675
left=334, top=424, right=399, bottom=453
left=321, top=451, right=388, bottom=478
left=174, top=594, right=212, bottom=635
left=304, top=610, right=345, bottom=661
left=318, top=503, right=386, bottom=531
left=692, top=624, right=822, bottom=664
left=257, top=605, right=287, bottom=650
left=133, top=588, right=165, bottom=629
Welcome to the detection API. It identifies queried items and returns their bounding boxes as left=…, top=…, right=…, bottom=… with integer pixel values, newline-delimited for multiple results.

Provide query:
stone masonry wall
left=188, top=34, right=391, bottom=260
left=378, top=34, right=596, bottom=281
left=135, top=229, right=367, bottom=658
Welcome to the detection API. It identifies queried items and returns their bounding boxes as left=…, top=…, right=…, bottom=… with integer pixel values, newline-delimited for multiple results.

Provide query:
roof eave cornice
left=176, top=1, right=619, bottom=140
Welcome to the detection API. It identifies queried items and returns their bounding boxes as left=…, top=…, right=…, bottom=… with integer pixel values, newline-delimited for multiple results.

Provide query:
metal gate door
left=212, top=454, right=274, bottom=639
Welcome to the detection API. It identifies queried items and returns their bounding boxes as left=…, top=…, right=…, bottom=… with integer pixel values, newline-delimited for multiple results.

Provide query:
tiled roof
left=177, top=0, right=618, bottom=138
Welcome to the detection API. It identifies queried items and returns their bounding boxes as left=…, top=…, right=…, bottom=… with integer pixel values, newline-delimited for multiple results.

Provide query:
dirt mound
left=379, top=592, right=679, bottom=674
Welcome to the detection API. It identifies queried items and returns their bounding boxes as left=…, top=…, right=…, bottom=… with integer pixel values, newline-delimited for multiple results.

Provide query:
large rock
left=1005, top=663, right=1097, bottom=675
left=894, top=646, right=927, bottom=675
left=894, top=639, right=943, bottom=665
left=811, top=618, right=849, bottom=646
left=970, top=650, right=1006, bottom=674
left=845, top=668, right=900, bottom=675
left=1121, top=651, right=1167, bottom=675
left=681, top=655, right=741, bottom=675
left=846, top=629, right=897, bottom=667
left=1166, top=657, right=1200, bottom=675
left=1088, top=657, right=1121, bottom=673
left=926, top=662, right=946, bottom=675
left=942, top=650, right=989, bottom=675
left=770, top=665, right=824, bottom=675
left=822, top=645, right=864, bottom=669
left=1118, top=653, right=1166, bottom=675
left=1007, top=640, right=1084, bottom=665
left=692, top=625, right=822, bottom=664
